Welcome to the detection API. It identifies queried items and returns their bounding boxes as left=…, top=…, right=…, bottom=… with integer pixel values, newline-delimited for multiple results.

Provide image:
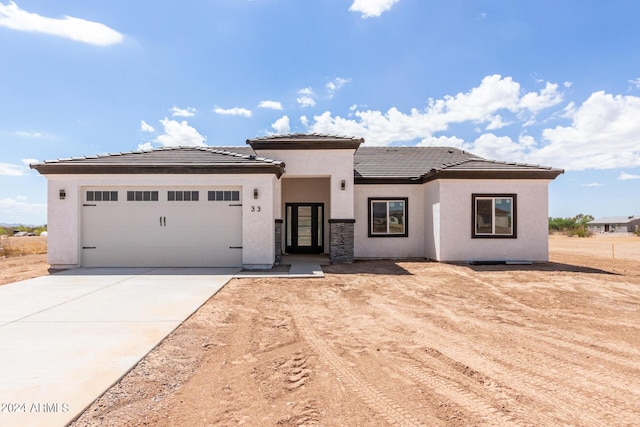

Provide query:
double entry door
left=285, top=203, right=324, bottom=254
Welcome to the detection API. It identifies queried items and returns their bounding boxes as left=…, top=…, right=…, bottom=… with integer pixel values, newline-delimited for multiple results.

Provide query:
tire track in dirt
left=444, top=271, right=640, bottom=406
left=289, top=296, right=432, bottom=427
left=371, top=294, right=614, bottom=426
left=309, top=286, right=522, bottom=426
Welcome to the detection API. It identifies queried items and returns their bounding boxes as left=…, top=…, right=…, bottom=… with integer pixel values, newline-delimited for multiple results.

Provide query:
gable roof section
left=353, top=147, right=563, bottom=183
left=247, top=133, right=363, bottom=150
left=30, top=147, right=285, bottom=176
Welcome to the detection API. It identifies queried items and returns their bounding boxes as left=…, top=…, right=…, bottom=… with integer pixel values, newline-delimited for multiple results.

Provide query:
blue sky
left=1, top=0, right=640, bottom=225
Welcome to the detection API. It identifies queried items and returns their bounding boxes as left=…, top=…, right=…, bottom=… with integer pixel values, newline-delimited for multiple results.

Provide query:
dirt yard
left=3, top=235, right=640, bottom=426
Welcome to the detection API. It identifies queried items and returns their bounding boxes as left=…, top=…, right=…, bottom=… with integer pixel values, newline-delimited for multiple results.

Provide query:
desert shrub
left=2, top=236, right=47, bottom=256
left=0, top=227, right=8, bottom=236
left=565, top=227, right=593, bottom=238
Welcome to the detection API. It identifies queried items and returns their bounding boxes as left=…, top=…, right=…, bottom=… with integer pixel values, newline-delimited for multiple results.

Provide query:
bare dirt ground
left=4, top=235, right=640, bottom=426
left=0, top=236, right=48, bottom=285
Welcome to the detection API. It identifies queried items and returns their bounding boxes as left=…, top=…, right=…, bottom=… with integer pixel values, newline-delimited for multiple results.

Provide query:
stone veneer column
left=329, top=219, right=355, bottom=263
left=274, top=219, right=283, bottom=264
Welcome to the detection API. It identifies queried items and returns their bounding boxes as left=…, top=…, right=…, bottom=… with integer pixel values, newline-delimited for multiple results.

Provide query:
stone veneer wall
left=274, top=219, right=283, bottom=264
left=329, top=219, right=355, bottom=263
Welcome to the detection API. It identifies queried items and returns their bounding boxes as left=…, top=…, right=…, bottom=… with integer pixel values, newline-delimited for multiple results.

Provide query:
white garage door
left=81, top=187, right=243, bottom=267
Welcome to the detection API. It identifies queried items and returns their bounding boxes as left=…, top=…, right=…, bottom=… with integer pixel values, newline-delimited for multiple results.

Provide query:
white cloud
left=618, top=171, right=640, bottom=180
left=137, top=142, right=154, bottom=151
left=140, top=120, right=155, bottom=132
left=349, top=0, right=400, bottom=18
left=271, top=115, right=290, bottom=134
left=534, top=91, right=640, bottom=170
left=519, top=82, right=563, bottom=113
left=170, top=106, right=196, bottom=117
left=300, top=75, right=640, bottom=171
left=258, top=100, right=283, bottom=110
left=581, top=182, right=604, bottom=187
left=486, top=115, right=509, bottom=130
left=0, top=163, right=27, bottom=176
left=21, top=158, right=38, bottom=166
left=297, top=87, right=316, bottom=107
left=14, top=130, right=42, bottom=138
left=628, top=78, right=640, bottom=89
left=326, top=77, right=350, bottom=97
left=417, top=135, right=465, bottom=148
left=297, top=96, right=316, bottom=108
left=0, top=1, right=123, bottom=46
left=214, top=106, right=252, bottom=117
left=154, top=118, right=206, bottom=147
left=0, top=196, right=47, bottom=225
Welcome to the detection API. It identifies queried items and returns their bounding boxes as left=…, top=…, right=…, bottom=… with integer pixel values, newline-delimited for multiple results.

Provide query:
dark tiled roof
left=352, top=146, right=481, bottom=179
left=352, top=147, right=563, bottom=182
left=30, top=143, right=563, bottom=181
left=247, top=133, right=363, bottom=150
left=30, top=146, right=285, bottom=176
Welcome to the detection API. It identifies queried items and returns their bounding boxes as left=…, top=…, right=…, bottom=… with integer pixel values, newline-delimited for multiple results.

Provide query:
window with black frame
left=472, top=194, right=517, bottom=238
left=368, top=198, right=408, bottom=237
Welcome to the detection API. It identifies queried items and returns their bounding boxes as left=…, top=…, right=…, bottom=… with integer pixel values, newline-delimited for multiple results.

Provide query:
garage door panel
left=81, top=188, right=243, bottom=267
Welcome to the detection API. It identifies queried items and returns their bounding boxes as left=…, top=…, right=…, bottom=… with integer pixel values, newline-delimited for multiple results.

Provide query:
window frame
left=367, top=197, right=409, bottom=238
left=471, top=194, right=517, bottom=238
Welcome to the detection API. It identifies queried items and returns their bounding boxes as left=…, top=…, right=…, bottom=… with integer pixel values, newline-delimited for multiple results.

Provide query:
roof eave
left=31, top=163, right=286, bottom=177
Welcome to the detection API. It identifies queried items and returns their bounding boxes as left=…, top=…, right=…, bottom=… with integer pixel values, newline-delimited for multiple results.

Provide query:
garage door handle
left=163, top=216, right=166, bottom=226
left=229, top=246, right=242, bottom=249
left=160, top=216, right=162, bottom=226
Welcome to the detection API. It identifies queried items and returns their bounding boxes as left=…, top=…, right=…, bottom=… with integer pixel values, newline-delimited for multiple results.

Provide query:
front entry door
left=286, top=203, right=324, bottom=254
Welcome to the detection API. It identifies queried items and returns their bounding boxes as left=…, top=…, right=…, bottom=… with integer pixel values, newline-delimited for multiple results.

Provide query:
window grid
left=126, top=191, right=159, bottom=202
left=86, top=191, right=118, bottom=202
left=208, top=190, right=240, bottom=201
left=168, top=191, right=199, bottom=202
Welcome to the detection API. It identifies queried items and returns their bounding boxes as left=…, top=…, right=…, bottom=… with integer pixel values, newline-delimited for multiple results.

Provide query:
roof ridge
left=248, top=132, right=363, bottom=142
left=41, top=146, right=282, bottom=165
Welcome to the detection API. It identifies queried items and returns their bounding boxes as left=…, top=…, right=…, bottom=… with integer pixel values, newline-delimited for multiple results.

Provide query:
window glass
left=192, top=191, right=199, bottom=201
left=143, top=191, right=151, bottom=201
left=111, top=191, right=118, bottom=201
left=127, top=191, right=134, bottom=201
left=86, top=191, right=94, bottom=202
left=473, top=194, right=516, bottom=237
left=231, top=191, right=240, bottom=201
left=135, top=191, right=143, bottom=201
left=95, top=191, right=102, bottom=202
left=168, top=191, right=175, bottom=201
left=372, top=202, right=388, bottom=233
left=388, top=201, right=405, bottom=234
left=476, top=199, right=493, bottom=234
left=216, top=191, right=224, bottom=201
left=494, top=198, right=512, bottom=235
left=369, top=198, right=408, bottom=237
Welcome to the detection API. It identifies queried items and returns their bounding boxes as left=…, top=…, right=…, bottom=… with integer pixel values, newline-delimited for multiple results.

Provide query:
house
left=587, top=216, right=640, bottom=233
left=30, top=134, right=563, bottom=269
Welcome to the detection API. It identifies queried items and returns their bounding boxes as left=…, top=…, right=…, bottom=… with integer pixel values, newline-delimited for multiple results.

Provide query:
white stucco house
left=31, top=134, right=563, bottom=269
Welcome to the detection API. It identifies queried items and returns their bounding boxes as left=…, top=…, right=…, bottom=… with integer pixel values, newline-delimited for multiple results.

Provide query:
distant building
left=587, top=216, right=640, bottom=233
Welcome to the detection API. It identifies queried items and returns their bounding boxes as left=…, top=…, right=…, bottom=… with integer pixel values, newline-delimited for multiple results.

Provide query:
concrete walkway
left=0, top=267, right=239, bottom=427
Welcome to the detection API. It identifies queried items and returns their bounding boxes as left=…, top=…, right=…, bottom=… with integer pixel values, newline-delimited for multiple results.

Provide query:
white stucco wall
left=437, top=179, right=551, bottom=262
left=423, top=180, right=441, bottom=260
left=256, top=149, right=356, bottom=219
left=354, top=184, right=425, bottom=259
left=43, top=173, right=278, bottom=268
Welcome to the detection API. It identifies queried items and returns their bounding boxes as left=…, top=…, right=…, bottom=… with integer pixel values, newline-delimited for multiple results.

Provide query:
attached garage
left=31, top=147, right=285, bottom=269
left=81, top=187, right=243, bottom=267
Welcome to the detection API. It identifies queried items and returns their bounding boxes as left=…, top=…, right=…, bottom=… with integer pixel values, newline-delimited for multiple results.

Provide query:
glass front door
left=285, top=203, right=324, bottom=253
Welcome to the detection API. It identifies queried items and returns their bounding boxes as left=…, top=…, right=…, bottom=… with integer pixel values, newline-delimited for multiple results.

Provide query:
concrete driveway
left=0, top=267, right=239, bottom=427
